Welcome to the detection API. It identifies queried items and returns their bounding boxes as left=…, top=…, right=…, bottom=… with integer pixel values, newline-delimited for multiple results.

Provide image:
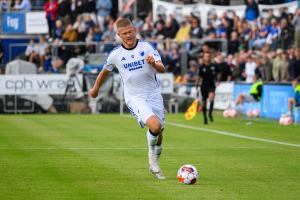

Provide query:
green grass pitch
left=0, top=113, right=299, bottom=200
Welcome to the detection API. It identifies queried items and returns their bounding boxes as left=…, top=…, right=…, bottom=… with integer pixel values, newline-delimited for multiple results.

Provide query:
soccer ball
left=251, top=109, right=260, bottom=117
left=223, top=109, right=237, bottom=118
left=228, top=109, right=237, bottom=118
left=247, top=110, right=253, bottom=118
left=223, top=110, right=231, bottom=118
left=177, top=164, right=199, bottom=185
left=279, top=116, right=293, bottom=126
left=247, top=109, right=260, bottom=118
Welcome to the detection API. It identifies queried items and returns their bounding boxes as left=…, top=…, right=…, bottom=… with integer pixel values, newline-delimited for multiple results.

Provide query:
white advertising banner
left=153, top=0, right=298, bottom=28
left=0, top=74, right=83, bottom=95
left=215, top=82, right=234, bottom=110
left=25, top=11, right=49, bottom=34
left=157, top=73, right=174, bottom=94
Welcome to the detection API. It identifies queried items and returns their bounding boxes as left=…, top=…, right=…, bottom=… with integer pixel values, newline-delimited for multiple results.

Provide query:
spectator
left=279, top=51, right=290, bottom=82
left=13, top=0, right=31, bottom=11
left=96, top=0, right=112, bottom=30
left=36, top=35, right=49, bottom=71
left=272, top=49, right=282, bottom=82
left=254, top=56, right=267, bottom=81
left=0, top=0, right=8, bottom=12
left=175, top=21, right=191, bottom=43
left=245, top=54, right=257, bottom=83
left=249, top=19, right=269, bottom=49
left=189, top=16, right=203, bottom=39
left=63, top=24, right=78, bottom=42
left=44, top=0, right=58, bottom=38
left=73, top=15, right=87, bottom=41
left=25, top=39, right=38, bottom=64
left=245, top=0, right=259, bottom=22
left=101, top=22, right=115, bottom=53
left=216, top=54, right=232, bottom=82
left=54, top=20, right=64, bottom=40
left=280, top=18, right=293, bottom=50
left=184, top=60, right=198, bottom=95
left=261, top=51, right=273, bottom=81
left=228, top=31, right=240, bottom=55
left=57, top=0, right=70, bottom=20
left=266, top=18, right=280, bottom=49
left=289, top=49, right=300, bottom=79
left=92, top=26, right=103, bottom=42
left=293, top=8, right=300, bottom=49
left=164, top=15, right=179, bottom=39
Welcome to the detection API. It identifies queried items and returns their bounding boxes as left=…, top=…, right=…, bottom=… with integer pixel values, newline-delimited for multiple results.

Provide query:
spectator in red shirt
left=44, top=0, right=58, bottom=38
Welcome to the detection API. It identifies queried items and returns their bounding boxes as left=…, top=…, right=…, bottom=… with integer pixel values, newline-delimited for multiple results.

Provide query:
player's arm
left=146, top=56, right=165, bottom=73
left=89, top=68, right=111, bottom=98
left=195, top=76, right=202, bottom=97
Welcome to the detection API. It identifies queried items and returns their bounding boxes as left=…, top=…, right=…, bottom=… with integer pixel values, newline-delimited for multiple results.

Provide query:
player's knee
left=149, top=121, right=161, bottom=134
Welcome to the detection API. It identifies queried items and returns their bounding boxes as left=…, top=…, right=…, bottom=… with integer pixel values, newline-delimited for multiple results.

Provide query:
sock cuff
left=149, top=129, right=159, bottom=136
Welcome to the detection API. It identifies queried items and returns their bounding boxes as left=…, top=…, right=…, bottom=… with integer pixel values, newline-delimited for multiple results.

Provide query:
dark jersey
left=198, top=63, right=217, bottom=87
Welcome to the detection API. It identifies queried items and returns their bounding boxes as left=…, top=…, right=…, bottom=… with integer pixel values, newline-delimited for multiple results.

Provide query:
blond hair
left=116, top=18, right=133, bottom=30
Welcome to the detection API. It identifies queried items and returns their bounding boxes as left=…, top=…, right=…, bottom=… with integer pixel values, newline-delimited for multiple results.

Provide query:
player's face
left=118, top=25, right=137, bottom=48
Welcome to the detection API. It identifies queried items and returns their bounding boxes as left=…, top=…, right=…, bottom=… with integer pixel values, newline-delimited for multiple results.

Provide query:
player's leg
left=283, top=98, right=295, bottom=116
left=234, top=94, right=244, bottom=108
left=146, top=115, right=165, bottom=179
left=208, top=90, right=215, bottom=122
left=201, top=87, right=209, bottom=124
left=146, top=94, right=166, bottom=179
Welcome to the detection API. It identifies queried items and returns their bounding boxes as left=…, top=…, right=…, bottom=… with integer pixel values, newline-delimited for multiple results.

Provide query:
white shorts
left=243, top=94, right=258, bottom=103
left=126, top=94, right=165, bottom=129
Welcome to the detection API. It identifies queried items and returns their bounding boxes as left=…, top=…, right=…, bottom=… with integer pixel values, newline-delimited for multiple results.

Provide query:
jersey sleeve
left=146, top=42, right=162, bottom=62
left=103, top=53, right=115, bottom=72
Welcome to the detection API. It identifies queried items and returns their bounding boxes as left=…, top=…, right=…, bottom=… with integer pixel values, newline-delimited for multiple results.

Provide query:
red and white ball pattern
left=223, top=109, right=238, bottom=118
left=177, top=164, right=199, bottom=185
left=279, top=116, right=293, bottom=126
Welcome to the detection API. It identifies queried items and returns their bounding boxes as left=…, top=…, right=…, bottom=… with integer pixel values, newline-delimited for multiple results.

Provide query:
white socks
left=147, top=129, right=158, bottom=157
left=155, top=145, right=162, bottom=160
left=146, top=129, right=163, bottom=161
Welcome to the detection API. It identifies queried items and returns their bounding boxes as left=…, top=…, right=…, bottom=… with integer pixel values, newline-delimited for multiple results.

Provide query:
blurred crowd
left=0, top=0, right=300, bottom=83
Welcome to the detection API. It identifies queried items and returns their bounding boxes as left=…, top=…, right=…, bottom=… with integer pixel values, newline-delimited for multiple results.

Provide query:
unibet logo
left=7, top=16, right=19, bottom=30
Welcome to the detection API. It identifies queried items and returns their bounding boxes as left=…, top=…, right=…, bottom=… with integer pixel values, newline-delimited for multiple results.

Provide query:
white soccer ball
left=251, top=109, right=260, bottom=117
left=279, top=116, right=293, bottom=126
left=228, top=109, right=237, bottom=118
left=247, top=110, right=253, bottom=118
left=223, top=110, right=231, bottom=118
left=177, top=164, right=199, bottom=185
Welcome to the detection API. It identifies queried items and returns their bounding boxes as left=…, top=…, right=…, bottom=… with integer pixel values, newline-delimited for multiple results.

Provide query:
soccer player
left=233, top=75, right=263, bottom=110
left=196, top=52, right=217, bottom=125
left=89, top=18, right=166, bottom=180
left=282, top=77, right=300, bottom=117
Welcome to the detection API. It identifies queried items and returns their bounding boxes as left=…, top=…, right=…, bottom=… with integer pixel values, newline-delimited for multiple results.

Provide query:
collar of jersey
left=121, top=39, right=139, bottom=50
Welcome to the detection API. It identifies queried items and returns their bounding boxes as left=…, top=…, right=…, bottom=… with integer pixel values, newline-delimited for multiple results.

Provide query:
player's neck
left=122, top=39, right=138, bottom=50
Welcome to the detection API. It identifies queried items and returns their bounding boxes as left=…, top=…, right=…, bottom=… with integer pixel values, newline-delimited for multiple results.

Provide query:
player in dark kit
left=196, top=52, right=218, bottom=125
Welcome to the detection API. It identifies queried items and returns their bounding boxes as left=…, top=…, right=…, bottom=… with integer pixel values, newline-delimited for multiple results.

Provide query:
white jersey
left=103, top=40, right=162, bottom=100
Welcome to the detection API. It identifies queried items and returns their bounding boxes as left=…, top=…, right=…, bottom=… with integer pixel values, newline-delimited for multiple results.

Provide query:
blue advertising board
left=233, top=83, right=295, bottom=120
left=2, top=12, right=25, bottom=34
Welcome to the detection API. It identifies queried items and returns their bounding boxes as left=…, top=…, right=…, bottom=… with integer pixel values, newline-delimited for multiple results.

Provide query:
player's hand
left=89, top=88, right=98, bottom=98
left=146, top=55, right=155, bottom=66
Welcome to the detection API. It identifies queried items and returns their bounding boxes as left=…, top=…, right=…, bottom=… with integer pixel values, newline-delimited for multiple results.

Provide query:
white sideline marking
left=167, top=122, right=300, bottom=148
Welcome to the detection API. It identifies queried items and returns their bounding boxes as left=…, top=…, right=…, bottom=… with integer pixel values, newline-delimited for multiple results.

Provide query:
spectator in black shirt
left=228, top=31, right=240, bottom=55
left=216, top=54, right=232, bottom=82
left=196, top=52, right=218, bottom=125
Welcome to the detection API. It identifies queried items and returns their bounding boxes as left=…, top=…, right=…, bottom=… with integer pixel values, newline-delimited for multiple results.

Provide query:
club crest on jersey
left=131, top=55, right=134, bottom=58
left=140, top=51, right=145, bottom=57
left=121, top=57, right=126, bottom=61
